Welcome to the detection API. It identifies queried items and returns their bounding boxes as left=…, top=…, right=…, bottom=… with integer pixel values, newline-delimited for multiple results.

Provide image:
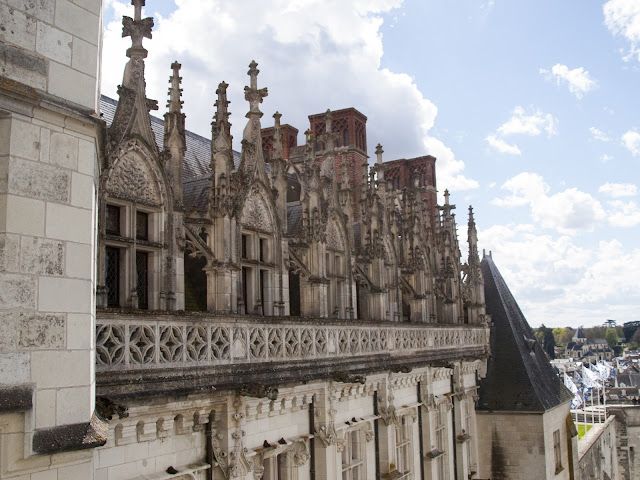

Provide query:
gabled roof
left=477, top=255, right=574, bottom=412
left=573, top=327, right=586, bottom=339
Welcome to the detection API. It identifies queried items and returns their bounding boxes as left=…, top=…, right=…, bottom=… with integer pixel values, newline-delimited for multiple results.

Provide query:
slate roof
left=287, top=201, right=303, bottom=237
left=99, top=95, right=240, bottom=212
left=573, top=327, right=586, bottom=339
left=477, top=255, right=574, bottom=412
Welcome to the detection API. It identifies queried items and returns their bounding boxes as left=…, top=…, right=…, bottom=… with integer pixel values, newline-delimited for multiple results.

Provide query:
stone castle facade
left=0, top=1, right=581, bottom=479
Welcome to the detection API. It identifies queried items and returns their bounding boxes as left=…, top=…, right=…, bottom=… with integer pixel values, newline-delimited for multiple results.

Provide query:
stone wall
left=577, top=415, right=618, bottom=480
left=476, top=403, right=573, bottom=480
left=0, top=0, right=103, bottom=478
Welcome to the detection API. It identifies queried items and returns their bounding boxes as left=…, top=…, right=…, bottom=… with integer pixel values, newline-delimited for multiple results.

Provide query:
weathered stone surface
left=20, top=236, right=64, bottom=275
left=32, top=412, right=108, bottom=454
left=17, top=311, right=65, bottom=349
left=0, top=273, right=36, bottom=309
left=0, top=385, right=32, bottom=412
left=6, top=0, right=54, bottom=23
left=0, top=312, right=17, bottom=351
left=36, top=21, right=72, bottom=65
left=49, top=132, right=78, bottom=170
left=0, top=351, right=29, bottom=383
left=0, top=3, right=37, bottom=50
left=9, top=158, right=70, bottom=202
left=0, top=233, right=19, bottom=272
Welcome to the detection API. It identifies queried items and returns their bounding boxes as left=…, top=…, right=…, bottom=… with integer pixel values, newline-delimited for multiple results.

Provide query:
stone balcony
left=95, top=311, right=490, bottom=401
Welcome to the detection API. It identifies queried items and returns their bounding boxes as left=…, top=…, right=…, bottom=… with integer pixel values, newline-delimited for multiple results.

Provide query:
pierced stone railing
left=96, top=312, right=488, bottom=372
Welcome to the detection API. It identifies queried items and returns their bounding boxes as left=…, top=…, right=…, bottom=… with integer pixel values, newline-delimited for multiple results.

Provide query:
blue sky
left=101, top=0, right=640, bottom=328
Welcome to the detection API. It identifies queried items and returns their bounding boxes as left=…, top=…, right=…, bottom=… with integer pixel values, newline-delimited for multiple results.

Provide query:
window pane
left=106, top=205, right=120, bottom=235
left=136, top=211, right=148, bottom=240
left=105, top=247, right=120, bottom=307
left=136, top=251, right=148, bottom=309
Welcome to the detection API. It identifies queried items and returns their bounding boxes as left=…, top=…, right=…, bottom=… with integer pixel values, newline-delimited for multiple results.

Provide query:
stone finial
left=272, top=112, right=284, bottom=160
left=167, top=61, right=183, bottom=113
left=122, top=0, right=153, bottom=57
left=375, top=143, right=383, bottom=164
left=244, top=61, right=268, bottom=120
left=325, top=109, right=333, bottom=133
left=214, top=81, right=230, bottom=122
left=444, top=189, right=450, bottom=205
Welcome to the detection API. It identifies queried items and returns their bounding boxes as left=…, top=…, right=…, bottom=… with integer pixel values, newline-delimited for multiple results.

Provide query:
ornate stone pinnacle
left=167, top=61, right=183, bottom=112
left=273, top=111, right=282, bottom=126
left=244, top=61, right=267, bottom=117
left=325, top=109, right=333, bottom=133
left=375, top=143, right=383, bottom=164
left=122, top=0, right=153, bottom=57
left=248, top=60, right=259, bottom=89
left=444, top=189, right=450, bottom=204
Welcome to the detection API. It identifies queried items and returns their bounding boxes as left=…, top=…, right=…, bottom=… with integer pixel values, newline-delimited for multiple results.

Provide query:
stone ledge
left=96, top=347, right=487, bottom=402
left=0, top=385, right=33, bottom=413
left=32, top=412, right=108, bottom=455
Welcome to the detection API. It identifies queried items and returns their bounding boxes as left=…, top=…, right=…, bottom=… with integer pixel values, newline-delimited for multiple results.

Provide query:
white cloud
left=607, top=200, right=640, bottom=227
left=496, top=106, right=557, bottom=137
left=589, top=127, right=610, bottom=142
left=604, top=0, right=640, bottom=62
left=600, top=153, right=614, bottom=163
left=622, top=130, right=640, bottom=157
left=598, top=182, right=637, bottom=197
left=491, top=172, right=605, bottom=234
left=485, top=106, right=557, bottom=155
left=485, top=135, right=521, bottom=155
left=101, top=0, right=477, bottom=191
left=540, top=64, right=597, bottom=99
left=479, top=227, right=640, bottom=327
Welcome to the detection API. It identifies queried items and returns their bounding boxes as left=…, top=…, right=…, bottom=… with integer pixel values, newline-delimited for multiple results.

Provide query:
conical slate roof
left=477, top=255, right=573, bottom=412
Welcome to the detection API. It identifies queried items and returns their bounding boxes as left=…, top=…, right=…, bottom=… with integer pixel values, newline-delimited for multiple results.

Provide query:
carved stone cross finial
left=444, top=189, right=450, bottom=204
left=244, top=61, right=268, bottom=116
left=167, top=61, right=183, bottom=112
left=273, top=111, right=282, bottom=126
left=122, top=0, right=153, bottom=56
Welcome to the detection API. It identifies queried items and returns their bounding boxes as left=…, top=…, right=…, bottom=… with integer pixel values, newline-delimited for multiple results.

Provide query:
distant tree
left=604, top=319, right=616, bottom=328
left=623, top=322, right=640, bottom=342
left=585, top=326, right=607, bottom=340
left=605, top=328, right=618, bottom=350
left=538, top=324, right=555, bottom=359
left=632, top=328, right=640, bottom=345
left=552, top=327, right=574, bottom=347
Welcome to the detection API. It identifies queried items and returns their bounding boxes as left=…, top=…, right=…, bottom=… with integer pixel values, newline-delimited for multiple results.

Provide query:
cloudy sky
left=101, top=0, right=640, bottom=328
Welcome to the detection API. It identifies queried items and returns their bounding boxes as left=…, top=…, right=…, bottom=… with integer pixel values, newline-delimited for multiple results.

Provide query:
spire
left=210, top=81, right=234, bottom=217
left=272, top=112, right=284, bottom=161
left=167, top=61, right=183, bottom=114
left=467, top=206, right=479, bottom=266
left=240, top=61, right=269, bottom=177
left=163, top=61, right=186, bottom=205
left=108, top=0, right=158, bottom=154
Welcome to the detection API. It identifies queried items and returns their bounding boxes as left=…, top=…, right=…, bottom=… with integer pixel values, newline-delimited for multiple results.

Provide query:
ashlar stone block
left=35, top=388, right=56, bottom=428
left=20, top=236, right=64, bottom=276
left=9, top=156, right=70, bottom=201
left=45, top=202, right=92, bottom=244
left=48, top=61, right=96, bottom=110
left=54, top=0, right=100, bottom=45
left=0, top=351, right=29, bottom=383
left=0, top=272, right=36, bottom=309
left=56, top=385, right=91, bottom=425
left=49, top=131, right=78, bottom=170
left=9, top=119, right=40, bottom=162
left=0, top=3, right=36, bottom=50
left=39, top=276, right=91, bottom=313
left=17, top=311, right=66, bottom=349
left=5, top=194, right=45, bottom=236
left=71, top=35, right=98, bottom=76
left=7, top=0, right=55, bottom=23
left=36, top=21, right=72, bottom=65
left=0, top=233, right=20, bottom=272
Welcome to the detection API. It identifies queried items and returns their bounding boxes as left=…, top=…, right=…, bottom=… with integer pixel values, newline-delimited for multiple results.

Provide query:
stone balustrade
left=96, top=312, right=489, bottom=372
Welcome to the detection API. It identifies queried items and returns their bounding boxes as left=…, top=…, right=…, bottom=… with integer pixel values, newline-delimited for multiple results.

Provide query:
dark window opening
left=343, top=130, right=349, bottom=146
left=241, top=267, right=248, bottom=310
left=289, top=272, right=300, bottom=316
left=136, top=211, right=149, bottom=240
left=241, top=234, right=248, bottom=259
left=259, top=238, right=266, bottom=262
left=106, top=205, right=121, bottom=236
left=136, top=251, right=148, bottom=309
left=105, top=247, right=120, bottom=307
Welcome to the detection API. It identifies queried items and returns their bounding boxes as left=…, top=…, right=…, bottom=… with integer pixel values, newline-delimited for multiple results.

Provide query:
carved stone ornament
left=291, top=440, right=311, bottom=466
left=241, top=189, right=273, bottom=233
left=107, top=152, right=161, bottom=206
left=327, top=220, right=344, bottom=251
left=314, top=422, right=337, bottom=447
left=379, top=405, right=399, bottom=426
left=238, top=384, right=278, bottom=401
